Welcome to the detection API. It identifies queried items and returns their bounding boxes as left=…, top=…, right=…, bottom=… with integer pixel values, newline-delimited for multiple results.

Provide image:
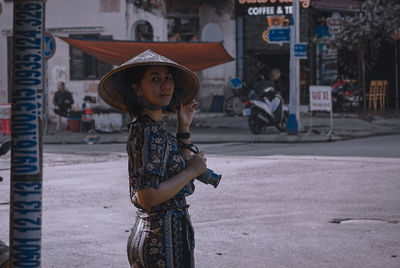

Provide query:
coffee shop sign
left=238, top=0, right=311, bottom=9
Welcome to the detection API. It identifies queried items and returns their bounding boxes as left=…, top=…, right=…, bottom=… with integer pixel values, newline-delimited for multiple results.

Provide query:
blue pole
left=287, top=0, right=299, bottom=134
left=10, top=1, right=45, bottom=267
left=236, top=16, right=244, bottom=80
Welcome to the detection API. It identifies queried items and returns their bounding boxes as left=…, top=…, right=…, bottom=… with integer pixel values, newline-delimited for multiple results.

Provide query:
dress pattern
left=126, top=115, right=195, bottom=268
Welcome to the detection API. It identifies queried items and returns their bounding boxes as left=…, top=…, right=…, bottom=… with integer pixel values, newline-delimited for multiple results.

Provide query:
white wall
left=0, top=0, right=236, bottom=116
left=0, top=0, right=167, bottom=121
left=45, top=0, right=126, bottom=122
left=199, top=5, right=236, bottom=111
left=0, top=1, right=13, bottom=103
left=126, top=4, right=168, bottom=41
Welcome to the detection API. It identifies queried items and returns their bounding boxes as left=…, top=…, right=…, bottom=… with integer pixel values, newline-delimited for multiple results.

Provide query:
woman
left=98, top=49, right=207, bottom=268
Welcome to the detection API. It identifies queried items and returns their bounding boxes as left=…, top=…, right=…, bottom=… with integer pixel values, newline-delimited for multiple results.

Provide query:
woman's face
left=133, top=65, right=174, bottom=108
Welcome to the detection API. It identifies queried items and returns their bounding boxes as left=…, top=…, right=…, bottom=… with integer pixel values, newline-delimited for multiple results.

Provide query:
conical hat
left=98, top=49, right=199, bottom=113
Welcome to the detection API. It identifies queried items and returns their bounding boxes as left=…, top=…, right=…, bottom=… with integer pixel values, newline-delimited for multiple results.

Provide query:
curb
left=39, top=129, right=400, bottom=145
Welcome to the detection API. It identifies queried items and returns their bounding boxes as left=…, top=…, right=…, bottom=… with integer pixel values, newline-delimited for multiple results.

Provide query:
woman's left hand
left=177, top=99, right=199, bottom=131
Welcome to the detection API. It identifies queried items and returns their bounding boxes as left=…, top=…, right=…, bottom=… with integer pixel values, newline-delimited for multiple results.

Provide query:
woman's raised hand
left=177, top=99, right=199, bottom=130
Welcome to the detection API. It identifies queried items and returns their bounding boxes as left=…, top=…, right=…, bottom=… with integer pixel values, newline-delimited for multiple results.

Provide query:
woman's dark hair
left=116, top=65, right=178, bottom=117
left=116, top=66, right=148, bottom=117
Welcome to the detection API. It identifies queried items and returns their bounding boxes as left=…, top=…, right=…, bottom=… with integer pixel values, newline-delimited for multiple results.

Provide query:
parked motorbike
left=243, top=85, right=289, bottom=134
left=224, top=77, right=250, bottom=116
left=331, top=76, right=362, bottom=112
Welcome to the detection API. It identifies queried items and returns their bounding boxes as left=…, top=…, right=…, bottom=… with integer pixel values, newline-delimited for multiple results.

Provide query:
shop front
left=235, top=0, right=399, bottom=111
left=235, top=0, right=311, bottom=103
left=311, top=0, right=400, bottom=111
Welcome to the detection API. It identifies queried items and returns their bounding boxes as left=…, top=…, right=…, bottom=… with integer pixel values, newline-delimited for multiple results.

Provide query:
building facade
left=1, top=0, right=399, bottom=122
left=0, top=0, right=236, bottom=124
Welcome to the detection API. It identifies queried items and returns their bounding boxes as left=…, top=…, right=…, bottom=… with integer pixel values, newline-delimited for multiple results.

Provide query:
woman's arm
left=136, top=152, right=206, bottom=210
left=133, top=100, right=204, bottom=211
left=176, top=100, right=199, bottom=158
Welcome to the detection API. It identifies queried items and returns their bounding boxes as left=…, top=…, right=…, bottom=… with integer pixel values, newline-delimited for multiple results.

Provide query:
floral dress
left=126, top=115, right=195, bottom=268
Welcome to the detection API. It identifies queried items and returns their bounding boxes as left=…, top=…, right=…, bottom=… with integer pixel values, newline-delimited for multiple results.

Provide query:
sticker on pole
left=294, top=42, right=307, bottom=59
left=309, top=86, right=332, bottom=112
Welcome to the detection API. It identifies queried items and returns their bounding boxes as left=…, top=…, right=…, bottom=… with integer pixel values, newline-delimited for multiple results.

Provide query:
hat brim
left=98, top=54, right=199, bottom=114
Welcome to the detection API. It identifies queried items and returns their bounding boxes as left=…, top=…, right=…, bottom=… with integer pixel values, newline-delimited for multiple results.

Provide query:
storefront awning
left=58, top=36, right=234, bottom=72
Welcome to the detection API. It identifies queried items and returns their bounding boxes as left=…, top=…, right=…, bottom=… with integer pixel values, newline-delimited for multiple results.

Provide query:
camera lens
left=196, top=168, right=222, bottom=188
left=208, top=172, right=221, bottom=188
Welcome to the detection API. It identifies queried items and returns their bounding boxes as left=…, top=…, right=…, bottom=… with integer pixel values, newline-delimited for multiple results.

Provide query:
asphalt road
left=0, top=135, right=399, bottom=267
left=40, top=134, right=400, bottom=158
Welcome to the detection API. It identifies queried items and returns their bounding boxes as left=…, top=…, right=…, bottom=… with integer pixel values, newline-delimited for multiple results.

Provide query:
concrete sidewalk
left=2, top=112, right=400, bottom=145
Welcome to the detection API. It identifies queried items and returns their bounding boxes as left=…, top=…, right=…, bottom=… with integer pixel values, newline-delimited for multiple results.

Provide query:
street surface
left=1, top=135, right=400, bottom=267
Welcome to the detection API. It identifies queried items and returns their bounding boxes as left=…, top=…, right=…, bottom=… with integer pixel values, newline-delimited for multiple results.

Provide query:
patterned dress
left=126, top=115, right=195, bottom=268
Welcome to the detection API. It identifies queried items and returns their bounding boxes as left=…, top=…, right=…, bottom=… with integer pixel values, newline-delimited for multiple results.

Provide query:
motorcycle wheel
left=275, top=111, right=288, bottom=132
left=248, top=109, right=265, bottom=135
left=224, top=96, right=243, bottom=116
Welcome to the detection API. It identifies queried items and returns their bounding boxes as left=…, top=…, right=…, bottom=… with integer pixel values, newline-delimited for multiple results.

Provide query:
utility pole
left=396, top=40, right=399, bottom=114
left=10, top=0, right=45, bottom=267
left=287, top=0, right=300, bottom=134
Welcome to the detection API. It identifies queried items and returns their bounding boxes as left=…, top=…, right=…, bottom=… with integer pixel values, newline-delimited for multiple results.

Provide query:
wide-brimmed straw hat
left=98, top=49, right=199, bottom=113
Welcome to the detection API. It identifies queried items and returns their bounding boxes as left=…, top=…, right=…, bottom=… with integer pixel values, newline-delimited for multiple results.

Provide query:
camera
left=175, top=138, right=222, bottom=188
left=196, top=168, right=221, bottom=188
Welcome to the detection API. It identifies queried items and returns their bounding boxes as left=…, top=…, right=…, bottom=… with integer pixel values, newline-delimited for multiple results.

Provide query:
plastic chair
left=374, top=80, right=384, bottom=113
left=367, top=80, right=377, bottom=112
left=0, top=119, right=10, bottom=135
left=381, top=80, right=388, bottom=112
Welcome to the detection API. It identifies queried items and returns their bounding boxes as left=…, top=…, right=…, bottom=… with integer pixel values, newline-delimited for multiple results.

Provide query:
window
left=166, top=2, right=199, bottom=41
left=99, top=0, right=120, bottom=12
left=135, top=20, right=153, bottom=41
left=167, top=17, right=198, bottom=41
left=69, top=35, right=113, bottom=80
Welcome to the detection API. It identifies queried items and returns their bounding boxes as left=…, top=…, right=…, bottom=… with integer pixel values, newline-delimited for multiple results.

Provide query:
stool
left=0, top=119, right=10, bottom=135
left=56, top=115, right=68, bottom=130
left=80, top=118, right=95, bottom=132
left=67, top=117, right=80, bottom=132
left=0, top=104, right=11, bottom=135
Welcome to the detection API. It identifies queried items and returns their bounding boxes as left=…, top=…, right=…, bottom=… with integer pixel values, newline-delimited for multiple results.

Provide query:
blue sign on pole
left=268, top=27, right=290, bottom=43
left=44, top=32, right=56, bottom=58
left=294, top=42, right=307, bottom=59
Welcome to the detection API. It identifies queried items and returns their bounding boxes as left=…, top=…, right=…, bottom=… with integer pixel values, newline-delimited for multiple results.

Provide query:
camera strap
left=167, top=132, right=198, bottom=154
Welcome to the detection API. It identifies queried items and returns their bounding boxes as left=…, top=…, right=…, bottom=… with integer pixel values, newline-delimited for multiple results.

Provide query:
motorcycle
left=224, top=77, right=250, bottom=116
left=242, top=85, right=289, bottom=134
left=331, top=76, right=362, bottom=112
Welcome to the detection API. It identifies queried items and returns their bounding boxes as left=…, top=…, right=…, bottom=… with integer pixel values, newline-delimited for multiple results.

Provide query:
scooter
left=243, top=86, right=289, bottom=134
left=331, top=76, right=362, bottom=112
left=224, top=77, right=250, bottom=116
